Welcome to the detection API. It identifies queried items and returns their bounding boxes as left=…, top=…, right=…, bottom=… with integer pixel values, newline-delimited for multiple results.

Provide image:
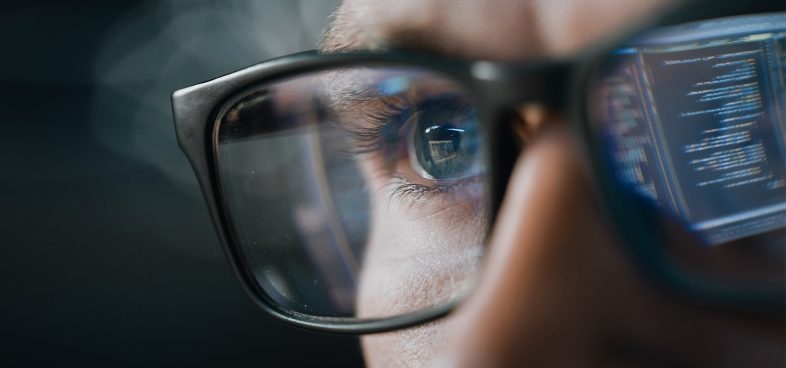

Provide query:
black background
left=0, top=1, right=364, bottom=366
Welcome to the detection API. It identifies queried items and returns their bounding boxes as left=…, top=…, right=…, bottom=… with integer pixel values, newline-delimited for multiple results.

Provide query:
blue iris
left=411, top=97, right=480, bottom=180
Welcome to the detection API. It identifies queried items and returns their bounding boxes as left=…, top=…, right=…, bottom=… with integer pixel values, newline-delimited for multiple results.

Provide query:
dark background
left=0, top=1, right=364, bottom=366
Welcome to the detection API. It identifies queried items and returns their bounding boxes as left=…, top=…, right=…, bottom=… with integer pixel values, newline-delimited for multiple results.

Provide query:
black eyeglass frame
left=172, top=0, right=784, bottom=334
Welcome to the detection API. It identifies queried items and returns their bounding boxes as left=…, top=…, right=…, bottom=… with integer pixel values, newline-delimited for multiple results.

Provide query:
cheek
left=355, top=191, right=486, bottom=318
left=361, top=319, right=456, bottom=368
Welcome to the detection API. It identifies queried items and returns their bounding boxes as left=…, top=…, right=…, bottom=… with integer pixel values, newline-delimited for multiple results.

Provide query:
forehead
left=322, top=0, right=675, bottom=58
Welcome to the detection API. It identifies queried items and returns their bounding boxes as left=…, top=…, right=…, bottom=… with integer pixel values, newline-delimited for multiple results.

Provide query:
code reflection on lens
left=596, top=13, right=786, bottom=245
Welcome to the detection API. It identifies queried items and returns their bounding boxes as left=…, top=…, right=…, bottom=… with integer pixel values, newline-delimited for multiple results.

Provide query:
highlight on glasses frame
left=172, top=0, right=784, bottom=334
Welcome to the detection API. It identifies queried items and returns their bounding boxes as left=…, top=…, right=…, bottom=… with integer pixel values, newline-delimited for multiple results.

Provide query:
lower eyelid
left=382, top=174, right=484, bottom=206
left=386, top=181, right=451, bottom=202
left=379, top=181, right=486, bottom=223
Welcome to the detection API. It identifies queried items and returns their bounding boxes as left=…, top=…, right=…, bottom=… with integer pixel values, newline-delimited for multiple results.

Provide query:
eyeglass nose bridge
left=467, top=60, right=576, bottom=228
left=469, top=60, right=574, bottom=112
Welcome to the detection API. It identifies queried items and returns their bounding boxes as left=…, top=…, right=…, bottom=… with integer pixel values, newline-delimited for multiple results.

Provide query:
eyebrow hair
left=318, top=4, right=461, bottom=55
left=319, top=6, right=366, bottom=53
left=318, top=1, right=553, bottom=62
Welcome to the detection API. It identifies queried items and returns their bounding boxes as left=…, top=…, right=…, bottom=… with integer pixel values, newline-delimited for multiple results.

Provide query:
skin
left=321, top=0, right=785, bottom=366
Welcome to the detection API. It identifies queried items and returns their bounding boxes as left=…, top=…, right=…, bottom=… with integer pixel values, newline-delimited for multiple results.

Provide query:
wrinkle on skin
left=376, top=181, right=485, bottom=222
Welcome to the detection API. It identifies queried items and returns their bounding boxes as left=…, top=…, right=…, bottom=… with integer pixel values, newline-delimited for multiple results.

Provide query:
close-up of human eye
left=407, top=95, right=482, bottom=181
left=326, top=70, right=485, bottom=209
left=340, top=91, right=484, bottom=205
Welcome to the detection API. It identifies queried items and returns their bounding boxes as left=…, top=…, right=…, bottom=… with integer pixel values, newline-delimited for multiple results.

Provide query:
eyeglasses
left=172, top=0, right=785, bottom=334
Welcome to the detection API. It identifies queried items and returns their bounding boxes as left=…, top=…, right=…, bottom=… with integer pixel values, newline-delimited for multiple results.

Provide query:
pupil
left=413, top=105, right=478, bottom=180
left=425, top=125, right=462, bottom=163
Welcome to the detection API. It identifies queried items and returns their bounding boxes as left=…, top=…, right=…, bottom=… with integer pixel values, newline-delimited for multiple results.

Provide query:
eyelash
left=340, top=97, right=408, bottom=155
left=386, top=175, right=454, bottom=202
left=339, top=96, right=463, bottom=203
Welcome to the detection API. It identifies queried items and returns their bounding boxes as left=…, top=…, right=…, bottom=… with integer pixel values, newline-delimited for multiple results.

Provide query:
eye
left=408, top=97, right=482, bottom=181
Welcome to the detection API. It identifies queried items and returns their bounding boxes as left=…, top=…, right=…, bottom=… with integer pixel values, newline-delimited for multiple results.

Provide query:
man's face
left=322, top=0, right=785, bottom=366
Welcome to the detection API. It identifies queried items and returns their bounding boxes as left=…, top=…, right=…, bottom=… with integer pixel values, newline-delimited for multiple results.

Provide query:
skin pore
left=321, top=0, right=785, bottom=367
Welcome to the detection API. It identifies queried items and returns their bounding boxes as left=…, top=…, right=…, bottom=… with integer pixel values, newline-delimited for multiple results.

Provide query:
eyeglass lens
left=215, top=66, right=488, bottom=318
left=589, top=13, right=785, bottom=287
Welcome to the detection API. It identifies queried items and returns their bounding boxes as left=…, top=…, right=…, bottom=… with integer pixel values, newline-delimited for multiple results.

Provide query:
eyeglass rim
left=171, top=0, right=785, bottom=334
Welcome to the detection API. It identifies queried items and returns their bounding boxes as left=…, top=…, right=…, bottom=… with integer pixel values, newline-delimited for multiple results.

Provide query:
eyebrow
left=319, top=9, right=364, bottom=53
left=319, top=6, right=464, bottom=56
left=318, top=1, right=548, bottom=60
left=323, top=27, right=447, bottom=55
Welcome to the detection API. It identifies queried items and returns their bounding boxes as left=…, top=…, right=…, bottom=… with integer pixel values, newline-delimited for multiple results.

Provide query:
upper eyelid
left=330, top=96, right=410, bottom=165
left=333, top=92, right=471, bottom=149
left=334, top=92, right=469, bottom=126
left=333, top=93, right=477, bottom=181
left=323, top=70, right=426, bottom=106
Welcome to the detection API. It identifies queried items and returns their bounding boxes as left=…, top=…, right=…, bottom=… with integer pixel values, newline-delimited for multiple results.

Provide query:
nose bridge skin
left=430, top=122, right=785, bottom=367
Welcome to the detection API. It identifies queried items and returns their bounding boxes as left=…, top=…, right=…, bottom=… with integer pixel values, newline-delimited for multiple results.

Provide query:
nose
left=433, top=122, right=616, bottom=366
left=429, top=121, right=784, bottom=367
